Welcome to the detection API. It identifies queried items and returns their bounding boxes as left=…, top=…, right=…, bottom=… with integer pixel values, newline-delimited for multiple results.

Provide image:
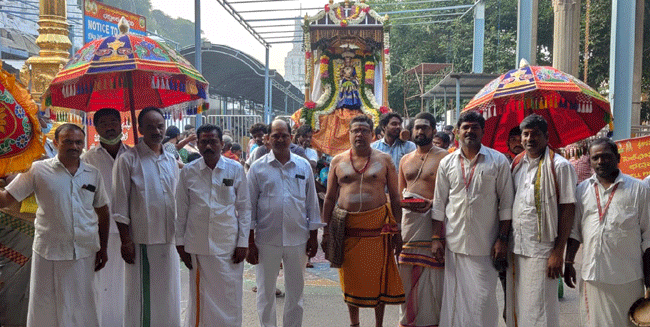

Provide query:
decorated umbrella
left=463, top=59, right=611, bottom=153
left=45, top=18, right=208, bottom=141
left=0, top=62, right=45, bottom=176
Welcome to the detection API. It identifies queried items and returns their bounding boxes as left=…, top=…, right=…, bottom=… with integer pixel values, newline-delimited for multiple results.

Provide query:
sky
left=149, top=0, right=324, bottom=76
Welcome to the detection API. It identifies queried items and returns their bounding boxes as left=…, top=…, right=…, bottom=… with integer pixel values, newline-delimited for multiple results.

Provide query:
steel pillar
left=472, top=0, right=485, bottom=74
left=195, top=0, right=203, bottom=127
left=264, top=46, right=271, bottom=123
left=516, top=0, right=538, bottom=67
left=609, top=0, right=635, bottom=140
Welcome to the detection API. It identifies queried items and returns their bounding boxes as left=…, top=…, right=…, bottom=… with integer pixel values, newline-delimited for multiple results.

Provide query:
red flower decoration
left=305, top=101, right=317, bottom=109
left=320, top=58, right=329, bottom=65
left=305, top=52, right=312, bottom=59
left=325, top=4, right=330, bottom=12
left=340, top=20, right=348, bottom=27
left=384, top=49, right=390, bottom=55
left=379, top=106, right=391, bottom=114
left=365, top=63, right=375, bottom=70
left=363, top=7, right=370, bottom=13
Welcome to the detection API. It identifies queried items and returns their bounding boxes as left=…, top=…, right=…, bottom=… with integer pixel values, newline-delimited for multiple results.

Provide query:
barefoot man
left=397, top=112, right=448, bottom=327
left=322, top=114, right=405, bottom=327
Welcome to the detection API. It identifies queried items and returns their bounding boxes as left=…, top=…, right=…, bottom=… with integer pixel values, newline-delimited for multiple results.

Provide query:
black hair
left=414, top=112, right=437, bottom=129
left=588, top=137, right=619, bottom=156
left=54, top=123, right=85, bottom=140
left=184, top=124, right=195, bottom=132
left=231, top=143, right=242, bottom=152
left=137, top=107, right=164, bottom=127
left=249, top=122, right=267, bottom=135
left=295, top=124, right=313, bottom=138
left=519, top=114, right=548, bottom=135
left=509, top=126, right=522, bottom=138
left=93, top=108, right=120, bottom=126
left=456, top=110, right=485, bottom=130
left=349, top=114, right=374, bottom=130
left=434, top=131, right=451, bottom=144
left=187, top=152, right=202, bottom=163
left=379, top=112, right=402, bottom=128
left=196, top=124, right=223, bottom=141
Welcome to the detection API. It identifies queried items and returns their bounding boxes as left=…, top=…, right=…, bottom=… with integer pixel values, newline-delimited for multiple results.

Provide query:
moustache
left=202, top=149, right=215, bottom=155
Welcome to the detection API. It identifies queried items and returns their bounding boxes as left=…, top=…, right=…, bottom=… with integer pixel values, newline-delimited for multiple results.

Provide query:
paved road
left=180, top=236, right=582, bottom=326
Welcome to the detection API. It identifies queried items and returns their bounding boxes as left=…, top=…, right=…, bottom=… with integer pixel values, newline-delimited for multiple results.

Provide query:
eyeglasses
left=350, top=128, right=372, bottom=135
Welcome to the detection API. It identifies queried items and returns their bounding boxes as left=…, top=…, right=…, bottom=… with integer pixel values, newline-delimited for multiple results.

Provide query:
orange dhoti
left=339, top=204, right=405, bottom=307
left=311, top=108, right=367, bottom=156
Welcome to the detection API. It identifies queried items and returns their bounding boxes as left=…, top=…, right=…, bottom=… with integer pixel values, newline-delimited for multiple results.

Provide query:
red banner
left=615, top=135, right=650, bottom=179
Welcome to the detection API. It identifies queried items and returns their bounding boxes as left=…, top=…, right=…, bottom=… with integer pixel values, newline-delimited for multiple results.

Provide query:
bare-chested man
left=322, top=114, right=405, bottom=327
left=397, top=112, right=448, bottom=327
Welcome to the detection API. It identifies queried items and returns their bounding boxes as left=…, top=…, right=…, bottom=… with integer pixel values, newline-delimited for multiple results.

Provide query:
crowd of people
left=0, top=106, right=649, bottom=327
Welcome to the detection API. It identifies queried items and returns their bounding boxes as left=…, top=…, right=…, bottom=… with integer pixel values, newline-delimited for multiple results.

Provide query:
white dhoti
left=185, top=253, right=244, bottom=327
left=255, top=242, right=307, bottom=327
left=580, top=278, right=643, bottom=327
left=98, top=233, right=125, bottom=327
left=439, top=249, right=498, bottom=327
left=505, top=254, right=559, bottom=327
left=124, top=243, right=181, bottom=327
left=398, top=208, right=444, bottom=327
left=27, top=252, right=99, bottom=327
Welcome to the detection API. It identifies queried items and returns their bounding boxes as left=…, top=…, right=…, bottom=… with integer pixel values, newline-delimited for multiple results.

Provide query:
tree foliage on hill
left=99, top=0, right=201, bottom=48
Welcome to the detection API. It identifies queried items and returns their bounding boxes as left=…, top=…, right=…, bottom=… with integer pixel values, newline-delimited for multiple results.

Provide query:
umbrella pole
left=127, top=71, right=138, bottom=144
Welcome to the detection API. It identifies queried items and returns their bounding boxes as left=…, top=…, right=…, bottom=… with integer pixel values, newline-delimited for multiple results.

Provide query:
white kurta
left=82, top=143, right=130, bottom=327
left=572, top=173, right=650, bottom=327
left=6, top=158, right=109, bottom=326
left=247, top=152, right=323, bottom=327
left=507, top=150, right=576, bottom=327
left=432, top=146, right=513, bottom=327
left=176, top=156, right=251, bottom=326
left=112, top=142, right=181, bottom=327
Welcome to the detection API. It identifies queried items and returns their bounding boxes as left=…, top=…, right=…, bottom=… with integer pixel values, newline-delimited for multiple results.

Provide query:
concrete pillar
left=632, top=0, right=644, bottom=128
left=552, top=0, right=581, bottom=76
left=516, top=0, right=538, bottom=67
left=609, top=0, right=636, bottom=140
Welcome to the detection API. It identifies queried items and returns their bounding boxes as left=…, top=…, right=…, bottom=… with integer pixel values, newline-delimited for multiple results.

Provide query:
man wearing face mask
left=81, top=108, right=130, bottom=326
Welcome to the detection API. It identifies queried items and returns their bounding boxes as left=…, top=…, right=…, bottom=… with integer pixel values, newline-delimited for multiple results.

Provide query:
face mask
left=41, top=123, right=52, bottom=135
left=99, top=133, right=123, bottom=145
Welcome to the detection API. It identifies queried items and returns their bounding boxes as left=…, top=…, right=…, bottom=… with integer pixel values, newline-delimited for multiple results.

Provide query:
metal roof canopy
left=422, top=72, right=499, bottom=99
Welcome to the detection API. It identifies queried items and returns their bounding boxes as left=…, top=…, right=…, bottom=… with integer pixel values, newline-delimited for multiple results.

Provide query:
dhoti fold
left=339, top=203, right=405, bottom=307
left=505, top=254, right=559, bottom=327
left=99, top=233, right=125, bottom=327
left=124, top=243, right=181, bottom=327
left=439, top=249, right=498, bottom=327
left=580, top=278, right=643, bottom=327
left=398, top=208, right=444, bottom=327
left=186, top=253, right=244, bottom=327
left=27, top=252, right=99, bottom=327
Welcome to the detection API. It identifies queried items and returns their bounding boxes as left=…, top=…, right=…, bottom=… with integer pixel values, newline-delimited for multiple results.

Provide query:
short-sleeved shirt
left=511, top=152, right=577, bottom=258
left=6, top=157, right=109, bottom=260
left=371, top=137, right=416, bottom=171
left=572, top=173, right=650, bottom=284
left=432, top=146, right=514, bottom=256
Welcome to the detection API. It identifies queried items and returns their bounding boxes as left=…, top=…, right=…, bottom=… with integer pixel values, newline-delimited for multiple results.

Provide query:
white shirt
left=176, top=156, right=251, bottom=255
left=572, top=173, right=650, bottom=284
left=6, top=157, right=109, bottom=260
left=247, top=151, right=323, bottom=247
left=512, top=151, right=577, bottom=258
left=81, top=143, right=130, bottom=234
left=432, top=146, right=514, bottom=256
left=304, top=147, right=319, bottom=165
left=112, top=141, right=179, bottom=245
left=644, top=175, right=650, bottom=188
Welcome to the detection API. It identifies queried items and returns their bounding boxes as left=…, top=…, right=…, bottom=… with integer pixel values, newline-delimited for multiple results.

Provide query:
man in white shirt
left=247, top=119, right=322, bottom=327
left=81, top=108, right=130, bottom=327
left=295, top=125, right=318, bottom=169
left=0, top=123, right=110, bottom=326
left=176, top=124, right=251, bottom=326
left=645, top=175, right=650, bottom=187
left=506, top=114, right=577, bottom=327
left=565, top=137, right=650, bottom=326
left=112, top=107, right=181, bottom=327
left=431, top=110, right=514, bottom=327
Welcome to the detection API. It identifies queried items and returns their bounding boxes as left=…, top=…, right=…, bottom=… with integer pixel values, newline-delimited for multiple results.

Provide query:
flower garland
left=364, top=61, right=375, bottom=85
left=320, top=55, right=330, bottom=80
